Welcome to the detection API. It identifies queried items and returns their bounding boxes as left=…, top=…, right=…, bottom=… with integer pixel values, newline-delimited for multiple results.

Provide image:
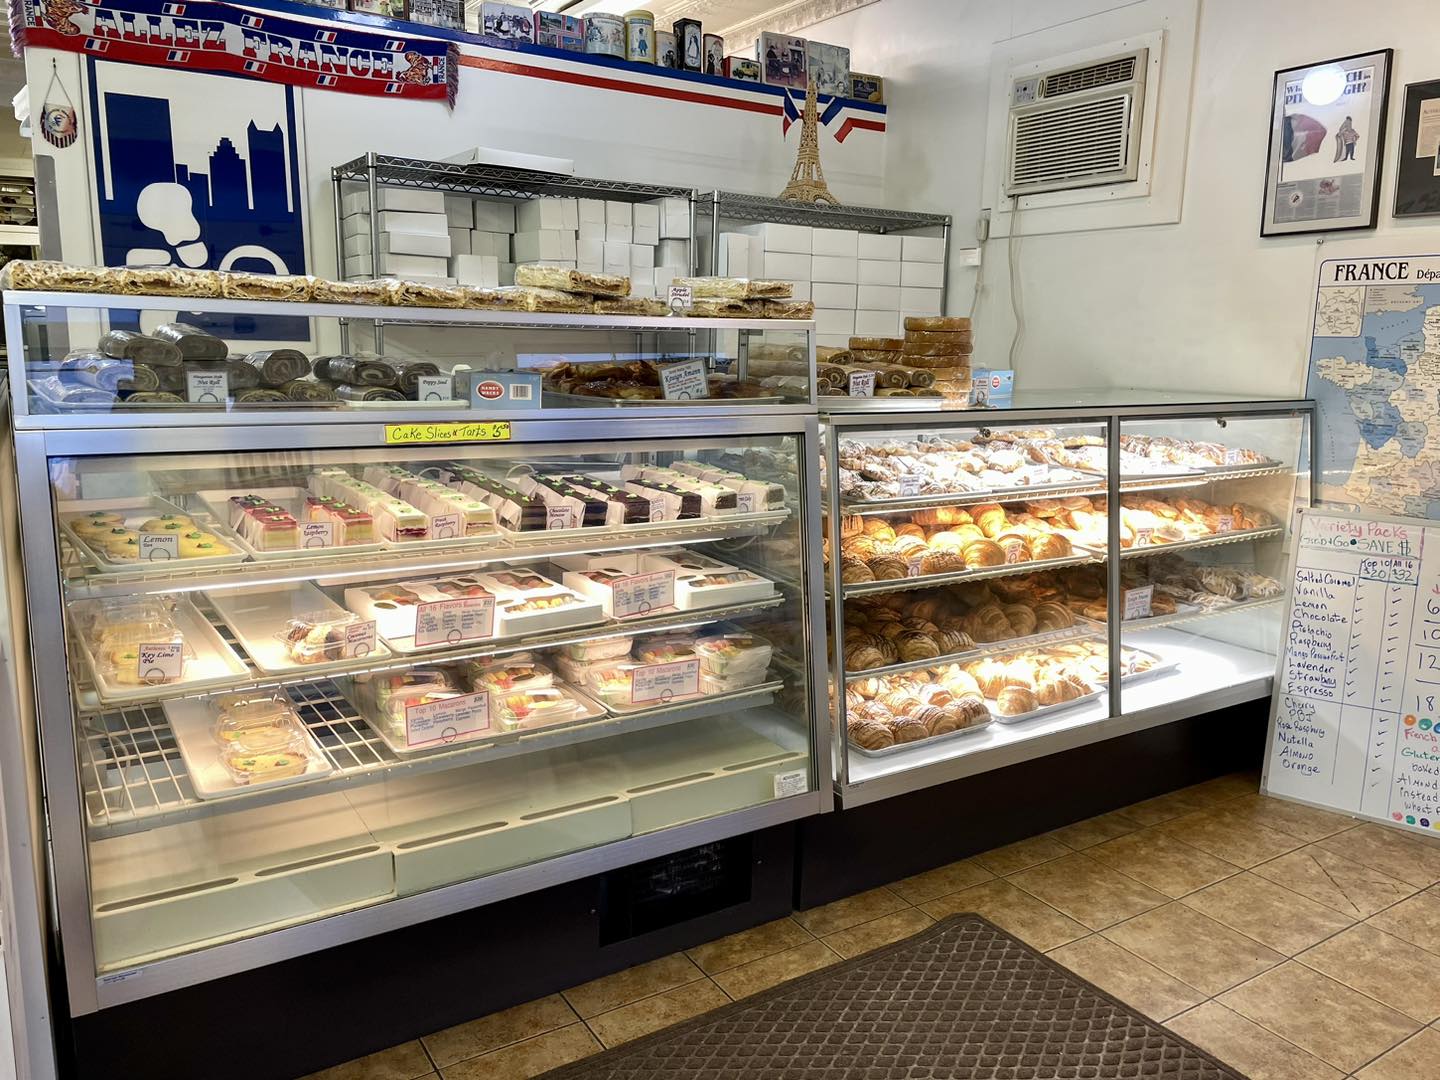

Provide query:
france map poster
left=86, top=59, right=310, bottom=340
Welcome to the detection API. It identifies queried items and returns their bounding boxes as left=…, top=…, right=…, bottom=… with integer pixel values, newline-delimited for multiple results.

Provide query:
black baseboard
left=795, top=701, right=1268, bottom=908
left=68, top=825, right=796, bottom=1080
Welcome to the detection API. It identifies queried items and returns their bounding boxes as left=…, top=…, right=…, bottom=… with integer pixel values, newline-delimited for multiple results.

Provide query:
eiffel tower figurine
left=778, top=79, right=840, bottom=206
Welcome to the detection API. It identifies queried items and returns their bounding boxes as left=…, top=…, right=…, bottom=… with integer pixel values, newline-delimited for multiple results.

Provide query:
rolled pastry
left=385, top=279, right=466, bottom=308
left=843, top=363, right=906, bottom=389
left=58, top=353, right=160, bottom=394
left=497, top=286, right=594, bottom=313
left=335, top=385, right=405, bottom=402
left=760, top=299, right=814, bottom=319
left=121, top=391, right=185, bottom=404
left=151, top=364, right=186, bottom=393
left=118, top=267, right=222, bottom=298
left=593, top=296, right=668, bottom=316
left=0, top=261, right=123, bottom=293
left=98, top=331, right=182, bottom=367
left=463, top=286, right=527, bottom=310
left=153, top=322, right=227, bottom=361
left=903, top=315, right=971, bottom=332
left=312, top=278, right=391, bottom=305
left=673, top=277, right=792, bottom=300
left=242, top=349, right=312, bottom=387
left=282, top=379, right=338, bottom=402
left=234, top=388, right=290, bottom=404
left=898, top=366, right=935, bottom=388
left=321, top=356, right=396, bottom=387
left=219, top=272, right=314, bottom=302
left=182, top=359, right=262, bottom=390
left=514, top=264, right=630, bottom=298
left=392, top=360, right=439, bottom=396
left=32, top=376, right=114, bottom=404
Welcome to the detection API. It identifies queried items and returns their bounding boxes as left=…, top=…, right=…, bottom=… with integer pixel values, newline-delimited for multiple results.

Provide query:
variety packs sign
left=12, top=0, right=456, bottom=102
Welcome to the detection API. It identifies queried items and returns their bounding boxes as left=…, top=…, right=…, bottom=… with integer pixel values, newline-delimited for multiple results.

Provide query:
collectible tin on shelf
left=625, top=10, right=656, bottom=63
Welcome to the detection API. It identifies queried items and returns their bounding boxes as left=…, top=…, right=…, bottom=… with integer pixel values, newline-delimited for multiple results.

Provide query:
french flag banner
left=781, top=90, right=800, bottom=135
left=11, top=0, right=457, bottom=104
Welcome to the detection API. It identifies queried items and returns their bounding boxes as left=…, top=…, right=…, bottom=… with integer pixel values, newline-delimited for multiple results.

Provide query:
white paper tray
left=59, top=496, right=249, bottom=574
left=196, top=486, right=385, bottom=561
left=206, top=582, right=392, bottom=675
left=988, top=687, right=1106, bottom=725
left=850, top=715, right=995, bottom=758
left=74, top=597, right=251, bottom=706
left=163, top=697, right=333, bottom=800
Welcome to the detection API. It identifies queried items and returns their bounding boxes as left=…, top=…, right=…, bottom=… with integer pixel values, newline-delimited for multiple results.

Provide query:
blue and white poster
left=87, top=59, right=309, bottom=339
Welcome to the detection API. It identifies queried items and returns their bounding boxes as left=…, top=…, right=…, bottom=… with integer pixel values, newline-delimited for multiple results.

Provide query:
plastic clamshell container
left=694, top=631, right=773, bottom=679
left=699, top=669, right=768, bottom=694
left=277, top=609, right=368, bottom=666
left=464, top=655, right=556, bottom=695
left=92, top=617, right=191, bottom=687
left=493, top=685, right=605, bottom=732
left=559, top=636, right=634, bottom=662
left=632, top=633, right=699, bottom=664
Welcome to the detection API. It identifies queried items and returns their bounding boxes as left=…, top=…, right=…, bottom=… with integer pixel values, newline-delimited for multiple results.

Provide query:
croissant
left=1032, top=601, right=1075, bottom=632
left=926, top=530, right=969, bottom=553
left=845, top=643, right=888, bottom=670
left=841, top=557, right=876, bottom=584
left=941, top=668, right=983, bottom=698
left=1037, top=673, right=1091, bottom=705
left=976, top=507, right=1009, bottom=538
left=848, top=718, right=895, bottom=749
left=851, top=700, right=894, bottom=722
left=882, top=690, right=922, bottom=713
left=868, top=555, right=909, bottom=580
left=934, top=628, right=976, bottom=654
left=863, top=519, right=896, bottom=540
left=916, top=683, right=954, bottom=706
left=841, top=535, right=877, bottom=559
left=897, top=630, right=941, bottom=662
left=996, top=533, right=1031, bottom=564
left=1004, top=603, right=1038, bottom=637
left=963, top=539, right=1006, bottom=569
left=1030, top=532, right=1072, bottom=561
left=997, top=686, right=1040, bottom=716
left=948, top=695, right=990, bottom=728
left=914, top=704, right=956, bottom=735
left=920, top=551, right=967, bottom=575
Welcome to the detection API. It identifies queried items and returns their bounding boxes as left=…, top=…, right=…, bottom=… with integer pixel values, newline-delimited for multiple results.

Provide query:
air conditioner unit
left=1003, top=48, right=1149, bottom=197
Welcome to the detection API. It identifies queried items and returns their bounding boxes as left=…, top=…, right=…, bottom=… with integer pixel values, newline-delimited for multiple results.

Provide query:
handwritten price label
left=735, top=492, right=757, bottom=515
left=629, top=658, right=700, bottom=704
left=300, top=521, right=333, bottom=548
left=429, top=512, right=461, bottom=540
left=136, top=642, right=183, bottom=683
left=1134, top=526, right=1154, bottom=547
left=185, top=370, right=229, bottom=404
left=660, top=359, right=709, bottom=400
left=405, top=690, right=490, bottom=748
left=138, top=533, right=178, bottom=561
left=343, top=620, right=377, bottom=658
left=545, top=505, right=574, bottom=531
left=612, top=570, right=676, bottom=619
left=414, top=597, right=495, bottom=648
left=847, top=370, right=876, bottom=397
left=1123, top=585, right=1154, bottom=621
left=415, top=375, right=453, bottom=401
left=1223, top=448, right=1243, bottom=466
left=1217, top=514, right=1235, bottom=532
left=1004, top=544, right=1026, bottom=564
left=667, top=284, right=693, bottom=311
left=898, top=477, right=922, bottom=497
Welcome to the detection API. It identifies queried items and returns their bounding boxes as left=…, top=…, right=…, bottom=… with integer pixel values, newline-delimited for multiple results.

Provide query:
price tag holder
left=343, top=620, right=377, bottom=658
left=660, top=359, right=709, bottom=400
left=415, top=375, right=453, bottom=401
left=138, top=533, right=178, bottom=561
left=735, top=492, right=757, bottom=514
left=430, top=512, right=461, bottom=540
left=545, top=505, right=574, bottom=531
left=300, top=521, right=333, bottom=549
left=667, top=284, right=693, bottom=312
left=773, top=768, right=808, bottom=798
left=1004, top=544, right=1026, bottom=564
left=1123, top=585, right=1154, bottom=620
left=1134, top=526, right=1154, bottom=547
left=612, top=570, right=676, bottom=619
left=405, top=690, right=490, bottom=748
left=847, top=370, right=876, bottom=397
left=1217, top=513, right=1235, bottom=532
left=898, top=477, right=922, bottom=497
left=137, top=642, right=183, bottom=683
left=185, top=370, right=229, bottom=404
left=630, top=658, right=700, bottom=705
left=414, top=597, right=495, bottom=648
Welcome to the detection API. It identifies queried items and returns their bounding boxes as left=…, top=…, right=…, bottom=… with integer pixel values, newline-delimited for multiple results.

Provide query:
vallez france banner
left=12, top=0, right=456, bottom=103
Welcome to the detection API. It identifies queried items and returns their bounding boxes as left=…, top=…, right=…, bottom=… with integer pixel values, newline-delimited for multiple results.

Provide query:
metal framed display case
left=3, top=290, right=829, bottom=1016
left=823, top=396, right=1314, bottom=807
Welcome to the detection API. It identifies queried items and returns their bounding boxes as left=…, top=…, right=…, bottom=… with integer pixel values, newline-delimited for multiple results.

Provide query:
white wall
left=803, top=0, right=1440, bottom=399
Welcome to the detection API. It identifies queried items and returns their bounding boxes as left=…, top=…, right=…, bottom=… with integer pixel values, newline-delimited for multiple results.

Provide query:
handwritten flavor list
left=1267, top=511, right=1440, bottom=835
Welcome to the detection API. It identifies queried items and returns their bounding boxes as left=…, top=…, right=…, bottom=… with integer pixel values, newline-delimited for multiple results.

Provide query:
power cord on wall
left=1007, top=196, right=1025, bottom=370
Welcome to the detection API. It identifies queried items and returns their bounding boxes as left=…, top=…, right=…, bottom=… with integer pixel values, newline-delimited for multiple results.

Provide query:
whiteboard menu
left=1264, top=507, right=1440, bottom=838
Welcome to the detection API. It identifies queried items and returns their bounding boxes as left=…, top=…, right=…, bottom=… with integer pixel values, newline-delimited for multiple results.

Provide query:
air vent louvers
left=1041, top=56, right=1138, bottom=98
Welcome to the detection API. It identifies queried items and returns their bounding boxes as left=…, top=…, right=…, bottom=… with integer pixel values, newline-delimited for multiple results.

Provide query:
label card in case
left=668, top=284, right=693, bottom=310
left=1123, top=585, right=1154, bottom=620
left=630, top=658, right=700, bottom=704
left=415, top=375, right=453, bottom=401
left=612, top=570, right=675, bottom=619
left=405, top=690, right=490, bottom=747
left=414, top=597, right=495, bottom=647
left=847, top=371, right=875, bottom=397
left=1134, top=526, right=1154, bottom=546
left=545, top=505, right=573, bottom=530
left=139, top=533, right=179, bottom=561
left=186, top=370, right=229, bottom=403
left=344, top=620, right=377, bottom=658
left=660, top=359, right=709, bottom=400
left=430, top=512, right=461, bottom=540
left=301, top=521, right=333, bottom=548
left=137, top=642, right=183, bottom=682
left=773, top=768, right=808, bottom=798
left=735, top=492, right=757, bottom=514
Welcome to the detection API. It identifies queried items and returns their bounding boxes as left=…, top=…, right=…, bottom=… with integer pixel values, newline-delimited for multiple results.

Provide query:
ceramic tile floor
left=303, top=773, right=1440, bottom=1080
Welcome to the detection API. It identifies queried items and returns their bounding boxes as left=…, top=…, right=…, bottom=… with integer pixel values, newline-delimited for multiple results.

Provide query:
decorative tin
left=585, top=13, right=626, bottom=58
left=656, top=30, right=678, bottom=69
left=702, top=33, right=724, bottom=77
left=478, top=2, right=532, bottom=42
left=534, top=11, right=583, bottom=50
left=724, top=56, right=760, bottom=83
left=806, top=40, right=851, bottom=97
left=625, top=10, right=656, bottom=64
left=849, top=71, right=884, bottom=104
left=673, top=18, right=702, bottom=73
left=759, top=31, right=807, bottom=89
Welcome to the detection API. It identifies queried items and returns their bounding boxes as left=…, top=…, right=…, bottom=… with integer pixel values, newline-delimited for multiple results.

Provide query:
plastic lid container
left=585, top=662, right=701, bottom=707
left=218, top=712, right=307, bottom=754
left=694, top=631, right=773, bottom=678
left=633, top=632, right=698, bottom=664
left=560, top=636, right=633, bottom=662
left=465, top=656, right=554, bottom=694
left=209, top=691, right=295, bottom=729
left=277, top=610, right=365, bottom=665
left=95, top=618, right=190, bottom=686
left=495, top=686, right=583, bottom=731
left=219, top=738, right=312, bottom=785
left=700, top=668, right=768, bottom=695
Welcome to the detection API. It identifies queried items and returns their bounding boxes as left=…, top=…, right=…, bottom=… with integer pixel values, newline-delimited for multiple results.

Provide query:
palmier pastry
left=890, top=716, right=930, bottom=743
left=849, top=718, right=895, bottom=750
left=963, top=539, right=1006, bottom=569
left=896, top=630, right=941, bottom=662
left=920, top=551, right=967, bottom=575
left=996, top=686, right=1040, bottom=716
left=841, top=557, right=875, bottom=584
left=918, top=704, right=959, bottom=736
left=868, top=555, right=909, bottom=580
left=1030, top=533, right=1072, bottom=560
left=948, top=695, right=990, bottom=728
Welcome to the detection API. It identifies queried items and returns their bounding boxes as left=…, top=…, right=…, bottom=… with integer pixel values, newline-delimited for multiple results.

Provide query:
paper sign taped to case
left=385, top=422, right=512, bottom=445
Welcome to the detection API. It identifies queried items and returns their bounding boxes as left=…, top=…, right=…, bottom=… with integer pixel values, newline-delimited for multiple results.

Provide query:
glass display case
left=823, top=400, right=1313, bottom=806
left=5, top=292, right=828, bottom=1014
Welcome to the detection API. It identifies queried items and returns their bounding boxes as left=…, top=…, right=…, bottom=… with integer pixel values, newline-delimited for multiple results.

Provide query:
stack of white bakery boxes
left=716, top=224, right=945, bottom=347
left=342, top=188, right=691, bottom=296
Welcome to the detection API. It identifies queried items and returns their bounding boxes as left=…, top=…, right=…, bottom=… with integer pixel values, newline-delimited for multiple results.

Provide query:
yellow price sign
left=384, top=421, right=513, bottom=445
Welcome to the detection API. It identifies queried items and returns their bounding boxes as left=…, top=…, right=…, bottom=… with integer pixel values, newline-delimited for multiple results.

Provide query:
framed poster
left=1261, top=49, right=1392, bottom=236
left=1394, top=79, right=1440, bottom=217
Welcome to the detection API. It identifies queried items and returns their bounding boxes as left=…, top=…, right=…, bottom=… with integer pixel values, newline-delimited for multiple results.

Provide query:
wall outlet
left=958, top=247, right=982, bottom=267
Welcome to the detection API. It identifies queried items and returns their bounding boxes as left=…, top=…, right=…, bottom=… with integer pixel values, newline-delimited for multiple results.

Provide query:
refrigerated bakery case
left=3, top=291, right=828, bottom=1015
left=823, top=396, right=1314, bottom=806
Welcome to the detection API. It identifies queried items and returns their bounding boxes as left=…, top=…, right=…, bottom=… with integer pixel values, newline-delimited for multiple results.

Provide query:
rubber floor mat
left=541, top=913, right=1246, bottom=1079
